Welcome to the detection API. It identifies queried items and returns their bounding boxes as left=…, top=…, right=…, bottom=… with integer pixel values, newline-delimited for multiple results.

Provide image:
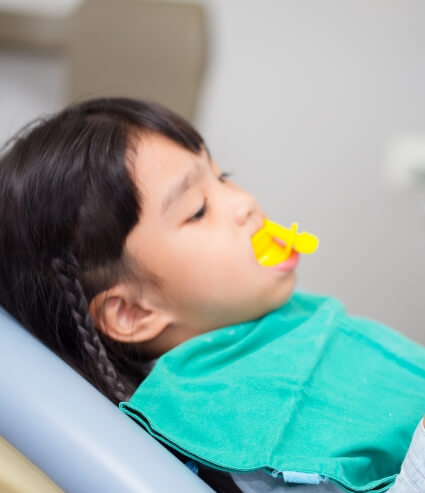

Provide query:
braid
left=51, top=251, right=128, bottom=402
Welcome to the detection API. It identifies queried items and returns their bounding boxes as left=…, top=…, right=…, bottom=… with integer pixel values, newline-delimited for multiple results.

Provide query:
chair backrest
left=0, top=306, right=213, bottom=492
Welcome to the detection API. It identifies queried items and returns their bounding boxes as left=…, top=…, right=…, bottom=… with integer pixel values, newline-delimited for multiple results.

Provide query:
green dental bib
left=119, top=292, right=425, bottom=492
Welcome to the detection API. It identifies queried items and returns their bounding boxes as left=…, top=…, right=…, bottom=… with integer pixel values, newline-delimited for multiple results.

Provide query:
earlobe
left=88, top=287, right=169, bottom=344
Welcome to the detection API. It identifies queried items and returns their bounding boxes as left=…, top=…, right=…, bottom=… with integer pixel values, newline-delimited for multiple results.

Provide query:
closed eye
left=187, top=171, right=233, bottom=222
left=218, top=171, right=233, bottom=183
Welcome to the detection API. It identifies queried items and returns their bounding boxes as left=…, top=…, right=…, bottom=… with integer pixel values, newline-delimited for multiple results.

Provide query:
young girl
left=0, top=97, right=422, bottom=493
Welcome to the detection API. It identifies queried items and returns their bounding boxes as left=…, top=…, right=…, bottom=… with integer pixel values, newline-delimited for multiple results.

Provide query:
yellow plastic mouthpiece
left=251, top=219, right=319, bottom=267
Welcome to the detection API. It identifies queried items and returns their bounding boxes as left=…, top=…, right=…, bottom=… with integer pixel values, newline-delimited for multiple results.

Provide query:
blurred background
left=1, top=0, right=425, bottom=343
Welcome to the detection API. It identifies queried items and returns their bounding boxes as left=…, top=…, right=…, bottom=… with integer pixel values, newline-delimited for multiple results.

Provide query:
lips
left=268, top=237, right=299, bottom=272
left=251, top=220, right=300, bottom=271
left=270, top=249, right=299, bottom=272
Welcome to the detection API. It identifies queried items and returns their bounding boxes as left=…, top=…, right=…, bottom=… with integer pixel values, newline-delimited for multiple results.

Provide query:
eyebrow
left=161, top=161, right=205, bottom=216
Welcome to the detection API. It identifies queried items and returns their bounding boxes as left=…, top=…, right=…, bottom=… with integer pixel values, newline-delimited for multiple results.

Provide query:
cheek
left=160, top=242, right=234, bottom=296
left=187, top=245, right=256, bottom=293
left=152, top=229, right=259, bottom=300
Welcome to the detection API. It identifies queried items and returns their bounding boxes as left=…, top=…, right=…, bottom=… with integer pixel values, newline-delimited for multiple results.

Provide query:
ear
left=88, top=282, right=171, bottom=344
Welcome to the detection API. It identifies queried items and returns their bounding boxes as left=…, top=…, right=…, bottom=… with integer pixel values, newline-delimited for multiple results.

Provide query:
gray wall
left=0, top=52, right=66, bottom=145
left=195, top=0, right=425, bottom=344
left=1, top=0, right=425, bottom=342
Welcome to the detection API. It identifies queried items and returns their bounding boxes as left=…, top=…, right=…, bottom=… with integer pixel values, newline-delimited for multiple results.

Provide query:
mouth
left=250, top=234, right=300, bottom=273
left=266, top=237, right=299, bottom=272
left=250, top=216, right=301, bottom=272
left=269, top=249, right=299, bottom=272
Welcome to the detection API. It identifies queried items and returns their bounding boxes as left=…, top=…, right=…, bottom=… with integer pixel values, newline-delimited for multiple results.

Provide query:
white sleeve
left=387, top=418, right=425, bottom=493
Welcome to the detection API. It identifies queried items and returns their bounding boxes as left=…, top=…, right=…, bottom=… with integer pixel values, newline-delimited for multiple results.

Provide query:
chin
left=277, top=270, right=297, bottom=306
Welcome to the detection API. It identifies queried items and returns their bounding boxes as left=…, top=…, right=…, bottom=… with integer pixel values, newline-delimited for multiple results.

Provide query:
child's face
left=112, top=133, right=297, bottom=355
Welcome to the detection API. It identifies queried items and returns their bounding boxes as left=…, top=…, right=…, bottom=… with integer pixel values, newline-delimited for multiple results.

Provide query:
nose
left=232, top=189, right=265, bottom=230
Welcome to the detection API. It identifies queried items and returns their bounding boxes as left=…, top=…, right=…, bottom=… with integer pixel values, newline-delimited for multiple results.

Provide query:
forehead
left=129, top=133, right=209, bottom=212
left=134, top=132, right=205, bottom=171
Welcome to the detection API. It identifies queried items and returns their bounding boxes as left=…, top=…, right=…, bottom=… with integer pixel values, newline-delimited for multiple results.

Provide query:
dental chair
left=0, top=306, right=213, bottom=492
left=0, top=0, right=215, bottom=488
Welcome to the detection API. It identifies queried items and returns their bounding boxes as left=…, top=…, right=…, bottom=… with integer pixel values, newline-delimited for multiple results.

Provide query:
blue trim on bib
left=272, top=470, right=328, bottom=484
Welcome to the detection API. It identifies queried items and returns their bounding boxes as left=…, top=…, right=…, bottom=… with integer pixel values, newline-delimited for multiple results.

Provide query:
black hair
left=0, top=97, right=242, bottom=493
